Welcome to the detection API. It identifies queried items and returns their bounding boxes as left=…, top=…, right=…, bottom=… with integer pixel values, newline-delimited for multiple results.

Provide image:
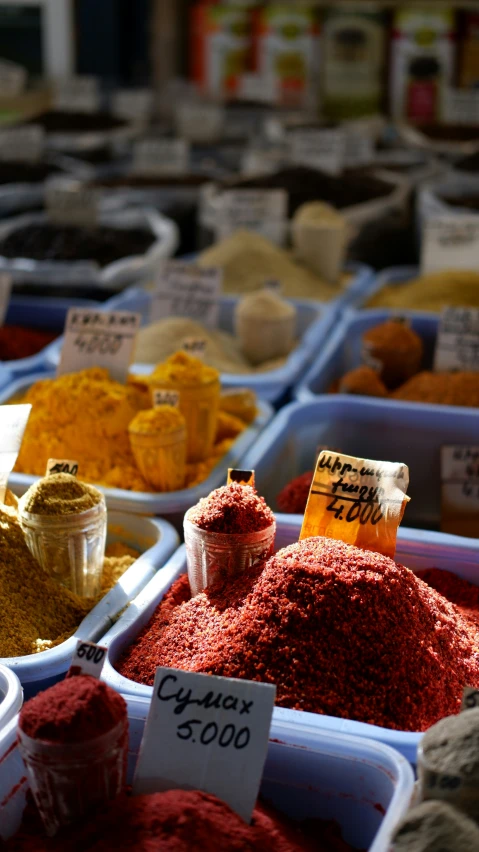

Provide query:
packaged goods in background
left=460, top=13, right=479, bottom=89
left=251, top=4, right=320, bottom=109
left=190, top=2, right=253, bottom=99
left=322, top=4, right=386, bottom=120
left=390, top=8, right=456, bottom=123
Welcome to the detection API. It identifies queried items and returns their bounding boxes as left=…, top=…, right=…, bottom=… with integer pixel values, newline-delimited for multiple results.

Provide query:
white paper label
left=215, top=189, right=287, bottom=243
left=0, top=60, right=26, bottom=97
left=150, top=262, right=221, bottom=328
left=58, top=308, right=141, bottom=384
left=443, top=88, right=479, bottom=125
left=46, top=458, right=79, bottom=476
left=0, top=126, right=44, bottom=163
left=175, top=102, right=224, bottom=142
left=441, top=445, right=479, bottom=536
left=343, top=131, right=375, bottom=168
left=0, top=273, right=12, bottom=327
left=153, top=389, right=180, bottom=408
left=133, top=138, right=190, bottom=177
left=289, top=129, right=346, bottom=176
left=182, top=337, right=207, bottom=358
left=263, top=279, right=282, bottom=293
left=441, top=446, right=479, bottom=482
left=434, top=307, right=479, bottom=373
left=111, top=88, right=154, bottom=122
left=54, top=76, right=100, bottom=113
left=133, top=668, right=276, bottom=822
left=0, top=404, right=31, bottom=503
left=421, top=216, right=479, bottom=275
left=45, top=182, right=99, bottom=227
left=69, top=640, right=107, bottom=678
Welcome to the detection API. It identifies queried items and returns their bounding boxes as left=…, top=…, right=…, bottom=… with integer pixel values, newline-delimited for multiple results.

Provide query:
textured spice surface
left=0, top=224, right=154, bottom=267
left=0, top=326, right=57, bottom=361
left=391, top=371, right=479, bottom=407
left=187, top=483, right=275, bottom=533
left=363, top=320, right=424, bottom=389
left=339, top=365, right=388, bottom=397
left=19, top=675, right=127, bottom=743
left=149, top=351, right=219, bottom=387
left=7, top=790, right=360, bottom=851
left=277, top=471, right=314, bottom=514
left=367, top=270, right=479, bottom=312
left=421, top=708, right=479, bottom=778
left=128, top=405, right=186, bottom=435
left=118, top=538, right=479, bottom=732
left=391, top=801, right=479, bottom=852
left=20, top=474, right=102, bottom=516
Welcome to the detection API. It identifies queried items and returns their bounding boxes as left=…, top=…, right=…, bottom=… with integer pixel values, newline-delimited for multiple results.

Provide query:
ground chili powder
left=187, top=482, right=275, bottom=534
left=277, top=471, right=314, bottom=514
left=118, top=537, right=479, bottom=732
left=0, top=327, right=57, bottom=361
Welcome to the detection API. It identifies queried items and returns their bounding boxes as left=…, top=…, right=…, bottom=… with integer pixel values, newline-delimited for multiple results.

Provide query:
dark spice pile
left=187, top=483, right=275, bottom=534
left=117, top=537, right=479, bottom=732
left=277, top=471, right=314, bottom=514
left=26, top=110, right=126, bottom=133
left=0, top=326, right=57, bottom=361
left=0, top=224, right=155, bottom=266
left=0, top=162, right=61, bottom=185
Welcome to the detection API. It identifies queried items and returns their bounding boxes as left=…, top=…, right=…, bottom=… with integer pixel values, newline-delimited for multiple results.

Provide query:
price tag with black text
left=441, top=445, right=479, bottom=538
left=133, top=668, right=276, bottom=822
left=434, top=307, right=479, bottom=373
left=150, top=261, right=221, bottom=328
left=289, top=128, right=346, bottom=176
left=215, top=189, right=287, bottom=244
left=421, top=216, right=479, bottom=275
left=182, top=338, right=207, bottom=358
left=46, top=458, right=79, bottom=477
left=153, top=389, right=179, bottom=408
left=58, top=308, right=141, bottom=383
left=133, top=138, right=190, bottom=177
left=54, top=76, right=100, bottom=113
left=69, top=640, right=107, bottom=678
left=0, top=126, right=44, bottom=163
left=0, top=404, right=31, bottom=503
left=112, top=89, right=154, bottom=122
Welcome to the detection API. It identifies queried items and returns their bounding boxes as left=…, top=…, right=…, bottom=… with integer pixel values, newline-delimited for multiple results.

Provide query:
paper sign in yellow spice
left=300, top=451, right=410, bottom=558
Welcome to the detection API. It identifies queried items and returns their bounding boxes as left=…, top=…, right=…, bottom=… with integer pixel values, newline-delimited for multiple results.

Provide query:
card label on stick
left=133, top=668, right=276, bottom=823
left=215, top=189, right=287, bottom=243
left=300, top=451, right=410, bottom=558
left=434, top=307, right=479, bottom=373
left=46, top=459, right=79, bottom=477
left=288, top=129, right=346, bottom=176
left=227, top=469, right=255, bottom=487
left=441, top=445, right=479, bottom=538
left=0, top=404, right=32, bottom=503
left=421, top=216, right=479, bottom=275
left=57, top=308, right=141, bottom=384
left=68, top=640, right=107, bottom=679
left=0, top=126, right=44, bottom=163
left=112, top=89, right=154, bottom=122
left=150, top=262, right=221, bottom=328
left=54, top=76, right=100, bottom=112
left=133, top=138, right=190, bottom=176
left=153, top=389, right=180, bottom=408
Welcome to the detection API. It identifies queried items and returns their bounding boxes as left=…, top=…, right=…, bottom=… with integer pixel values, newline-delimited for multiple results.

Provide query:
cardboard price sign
left=54, top=76, right=100, bottom=113
left=57, top=308, right=141, bottom=384
left=0, top=126, right=44, bottom=163
left=288, top=128, right=346, bottom=176
left=215, top=189, right=287, bottom=244
left=300, top=451, right=410, bottom=558
left=133, top=138, right=190, bottom=177
left=112, top=89, right=154, bottom=122
left=227, top=469, right=255, bottom=487
left=153, top=389, right=180, bottom=408
left=68, top=640, right=107, bottom=679
left=0, top=404, right=31, bottom=503
left=441, top=445, right=479, bottom=538
left=434, top=306, right=479, bottom=373
left=133, top=668, right=276, bottom=823
left=46, top=458, right=78, bottom=477
left=421, top=216, right=479, bottom=275
left=150, top=262, right=221, bottom=329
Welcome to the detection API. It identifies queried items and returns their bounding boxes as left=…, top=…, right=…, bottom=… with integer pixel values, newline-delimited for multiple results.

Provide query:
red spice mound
left=0, top=326, right=58, bottom=361
left=6, top=791, right=358, bottom=851
left=277, top=471, right=314, bottom=514
left=118, top=538, right=479, bottom=732
left=418, top=568, right=479, bottom=626
left=187, top=483, right=275, bottom=534
left=19, top=675, right=127, bottom=743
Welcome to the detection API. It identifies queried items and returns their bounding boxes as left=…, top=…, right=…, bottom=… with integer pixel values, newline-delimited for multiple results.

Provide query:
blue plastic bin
left=1, top=511, right=179, bottom=698
left=240, top=397, right=479, bottom=531
left=2, top=294, right=99, bottom=377
left=0, top=695, right=413, bottom=851
left=43, top=288, right=336, bottom=405
left=295, top=307, right=444, bottom=402
left=0, top=371, right=273, bottom=521
left=97, top=519, right=479, bottom=766
left=360, top=265, right=420, bottom=308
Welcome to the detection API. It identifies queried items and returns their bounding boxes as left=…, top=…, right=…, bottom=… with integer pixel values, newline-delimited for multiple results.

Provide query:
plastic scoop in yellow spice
left=300, top=451, right=410, bottom=559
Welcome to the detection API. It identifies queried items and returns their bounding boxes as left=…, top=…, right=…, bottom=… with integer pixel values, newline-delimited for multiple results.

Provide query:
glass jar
left=129, top=424, right=187, bottom=492
left=150, top=377, right=221, bottom=463
left=184, top=513, right=276, bottom=596
left=17, top=716, right=127, bottom=836
left=19, top=497, right=107, bottom=598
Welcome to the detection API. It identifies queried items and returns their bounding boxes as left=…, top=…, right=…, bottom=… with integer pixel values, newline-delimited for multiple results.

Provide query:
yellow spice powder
left=129, top=405, right=186, bottom=435
left=149, top=351, right=219, bottom=387
left=367, top=270, right=479, bottom=312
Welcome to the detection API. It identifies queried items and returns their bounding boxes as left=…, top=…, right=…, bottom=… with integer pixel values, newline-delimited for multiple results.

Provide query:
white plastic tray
left=1, top=510, right=179, bottom=698
left=0, top=694, right=414, bottom=851
left=98, top=518, right=479, bottom=766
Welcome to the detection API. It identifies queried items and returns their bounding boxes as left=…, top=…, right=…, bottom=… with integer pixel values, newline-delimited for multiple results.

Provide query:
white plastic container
left=0, top=694, right=414, bottom=850
left=98, top=518, right=479, bottom=766
left=0, top=510, right=179, bottom=699
left=0, top=665, right=22, bottom=733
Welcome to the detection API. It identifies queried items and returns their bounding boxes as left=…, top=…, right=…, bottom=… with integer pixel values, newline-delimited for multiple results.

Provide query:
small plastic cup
left=129, top=424, right=187, bottom=492
left=184, top=512, right=276, bottom=597
left=417, top=742, right=479, bottom=823
left=17, top=716, right=128, bottom=837
left=19, top=497, right=107, bottom=598
left=150, top=377, right=221, bottom=463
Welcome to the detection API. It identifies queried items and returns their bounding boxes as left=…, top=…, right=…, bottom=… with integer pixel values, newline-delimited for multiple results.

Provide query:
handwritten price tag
left=133, top=668, right=275, bottom=823
left=441, top=445, right=479, bottom=538
left=0, top=273, right=12, bottom=327
left=288, top=128, right=346, bottom=176
left=150, top=262, right=221, bottom=328
left=68, top=640, right=107, bottom=678
left=111, top=88, right=154, bottom=122
left=45, top=182, right=99, bottom=227
left=0, top=404, right=31, bottom=503
left=0, top=59, right=26, bottom=97
left=58, top=308, right=141, bottom=384
left=175, top=102, right=224, bottom=143
left=54, top=76, right=100, bottom=113
left=46, top=458, right=79, bottom=476
left=300, top=451, right=410, bottom=558
left=215, top=189, right=288, bottom=244
left=434, top=307, right=479, bottom=373
left=133, top=138, right=190, bottom=177
left=421, top=216, right=479, bottom=275
left=0, top=126, right=44, bottom=163
left=153, top=389, right=180, bottom=408
left=182, top=338, right=207, bottom=358
left=227, top=469, right=255, bottom=487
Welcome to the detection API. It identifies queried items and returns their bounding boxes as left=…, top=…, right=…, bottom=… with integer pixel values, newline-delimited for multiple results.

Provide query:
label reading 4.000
left=58, top=308, right=141, bottom=384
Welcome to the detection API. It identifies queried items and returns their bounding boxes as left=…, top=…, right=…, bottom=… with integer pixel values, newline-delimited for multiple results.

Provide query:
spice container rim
left=0, top=371, right=274, bottom=515
left=0, top=509, right=179, bottom=693
left=96, top=519, right=479, bottom=767
left=0, top=693, right=414, bottom=851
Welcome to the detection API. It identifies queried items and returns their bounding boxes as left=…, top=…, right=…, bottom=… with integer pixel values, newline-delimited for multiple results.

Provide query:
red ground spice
left=0, top=326, right=57, bottom=361
left=187, top=483, right=275, bottom=534
left=19, top=676, right=127, bottom=743
left=118, top=538, right=479, bottom=732
left=277, top=471, right=314, bottom=514
left=418, top=568, right=479, bottom=628
left=6, top=790, right=360, bottom=852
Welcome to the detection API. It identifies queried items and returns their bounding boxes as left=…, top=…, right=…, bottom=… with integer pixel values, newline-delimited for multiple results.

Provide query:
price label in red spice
left=46, top=458, right=79, bottom=477
left=227, top=469, right=255, bottom=487
left=133, top=667, right=276, bottom=823
left=0, top=273, right=12, bottom=327
left=0, top=404, right=31, bottom=503
left=441, top=445, right=479, bottom=538
left=58, top=308, right=141, bottom=384
left=300, top=451, right=410, bottom=558
left=68, top=640, right=107, bottom=679
left=153, top=389, right=180, bottom=408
